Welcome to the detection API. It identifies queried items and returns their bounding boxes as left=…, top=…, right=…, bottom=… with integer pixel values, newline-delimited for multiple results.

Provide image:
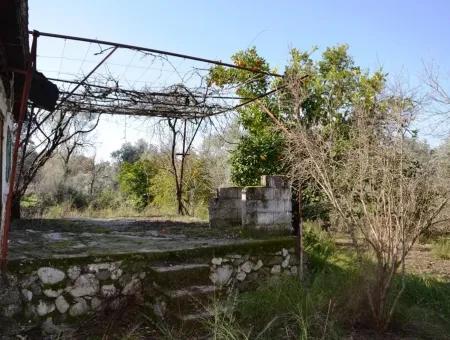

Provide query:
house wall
left=0, top=77, right=15, bottom=237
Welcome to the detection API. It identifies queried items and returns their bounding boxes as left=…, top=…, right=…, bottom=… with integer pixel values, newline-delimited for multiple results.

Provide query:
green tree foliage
left=118, top=158, right=157, bottom=210
left=150, top=155, right=213, bottom=216
left=210, top=47, right=283, bottom=186
left=111, top=139, right=150, bottom=164
left=230, top=131, right=285, bottom=186
left=184, top=157, right=213, bottom=215
left=210, top=45, right=386, bottom=220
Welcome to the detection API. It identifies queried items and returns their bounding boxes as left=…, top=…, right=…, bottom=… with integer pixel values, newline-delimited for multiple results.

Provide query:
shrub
left=90, top=189, right=122, bottom=210
left=118, top=158, right=158, bottom=210
left=303, top=222, right=335, bottom=271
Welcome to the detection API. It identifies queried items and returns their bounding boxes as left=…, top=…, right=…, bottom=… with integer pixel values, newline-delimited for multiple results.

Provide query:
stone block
left=271, top=265, right=281, bottom=274
left=210, top=218, right=241, bottom=228
left=244, top=200, right=258, bottom=213
left=276, top=199, right=289, bottom=212
left=21, top=289, right=33, bottom=302
left=70, top=274, right=99, bottom=297
left=236, top=272, right=246, bottom=281
left=242, top=212, right=257, bottom=226
left=101, top=284, right=117, bottom=298
left=216, top=199, right=242, bottom=211
left=261, top=199, right=279, bottom=212
left=209, top=265, right=233, bottom=286
left=273, top=188, right=291, bottom=200
left=244, top=187, right=266, bottom=201
left=218, top=187, right=242, bottom=199
left=55, top=296, right=69, bottom=314
left=284, top=199, right=292, bottom=213
left=253, top=260, right=263, bottom=271
left=212, top=210, right=240, bottom=222
left=122, top=278, right=142, bottom=295
left=37, top=267, right=66, bottom=285
left=256, top=212, right=274, bottom=225
left=261, top=175, right=288, bottom=188
left=273, top=212, right=292, bottom=226
left=36, top=300, right=55, bottom=316
left=69, top=298, right=89, bottom=317
left=67, top=266, right=81, bottom=281
left=91, top=297, right=102, bottom=310
left=240, top=261, right=253, bottom=273
left=43, top=288, right=63, bottom=298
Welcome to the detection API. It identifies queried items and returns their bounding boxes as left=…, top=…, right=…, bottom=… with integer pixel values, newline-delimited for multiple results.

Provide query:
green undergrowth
left=201, top=231, right=450, bottom=339
left=67, top=225, right=450, bottom=339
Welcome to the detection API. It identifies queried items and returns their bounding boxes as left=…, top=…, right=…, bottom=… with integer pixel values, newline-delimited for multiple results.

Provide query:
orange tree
left=209, top=45, right=384, bottom=220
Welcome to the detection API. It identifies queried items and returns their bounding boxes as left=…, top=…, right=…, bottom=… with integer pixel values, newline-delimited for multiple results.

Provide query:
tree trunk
left=11, top=195, right=21, bottom=220
left=176, top=189, right=184, bottom=215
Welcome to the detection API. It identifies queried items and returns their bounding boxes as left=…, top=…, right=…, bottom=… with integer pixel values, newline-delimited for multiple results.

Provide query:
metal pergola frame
left=0, top=30, right=284, bottom=268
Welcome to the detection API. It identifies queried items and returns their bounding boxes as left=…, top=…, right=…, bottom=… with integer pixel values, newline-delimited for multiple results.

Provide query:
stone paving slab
left=8, top=218, right=250, bottom=260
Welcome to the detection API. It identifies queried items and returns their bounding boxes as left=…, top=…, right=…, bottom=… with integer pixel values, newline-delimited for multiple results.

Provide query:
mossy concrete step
left=151, top=263, right=209, bottom=273
left=175, top=310, right=214, bottom=336
left=167, top=284, right=216, bottom=299
left=179, top=310, right=213, bottom=322
left=165, top=285, right=219, bottom=315
left=150, top=263, right=211, bottom=290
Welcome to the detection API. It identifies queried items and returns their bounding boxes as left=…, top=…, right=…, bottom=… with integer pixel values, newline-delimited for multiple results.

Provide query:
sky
left=28, top=0, right=450, bottom=160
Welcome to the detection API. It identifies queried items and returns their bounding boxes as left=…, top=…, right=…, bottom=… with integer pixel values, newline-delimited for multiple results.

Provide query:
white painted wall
left=0, top=77, right=15, bottom=237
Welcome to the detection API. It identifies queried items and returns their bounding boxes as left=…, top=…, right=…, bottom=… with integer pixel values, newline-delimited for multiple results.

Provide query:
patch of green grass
left=233, top=275, right=344, bottom=339
left=431, top=237, right=450, bottom=260
left=393, top=274, right=450, bottom=339
left=203, top=239, right=450, bottom=339
left=303, top=222, right=336, bottom=271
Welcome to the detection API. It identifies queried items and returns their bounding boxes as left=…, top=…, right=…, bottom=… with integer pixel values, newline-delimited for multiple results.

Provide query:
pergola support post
left=0, top=31, right=39, bottom=270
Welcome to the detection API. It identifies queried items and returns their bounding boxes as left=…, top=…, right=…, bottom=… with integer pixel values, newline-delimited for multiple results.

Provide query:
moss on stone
left=7, top=237, right=295, bottom=275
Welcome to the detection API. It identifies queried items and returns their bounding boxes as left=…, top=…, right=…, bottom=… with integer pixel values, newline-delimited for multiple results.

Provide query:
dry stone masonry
left=0, top=238, right=300, bottom=337
left=0, top=259, right=150, bottom=337
left=209, top=175, right=292, bottom=229
left=209, top=247, right=299, bottom=289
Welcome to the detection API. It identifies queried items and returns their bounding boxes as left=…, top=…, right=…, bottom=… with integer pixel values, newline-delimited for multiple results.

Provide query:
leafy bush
left=150, top=169, right=177, bottom=213
left=118, top=158, right=158, bottom=210
left=90, top=189, right=122, bottom=210
left=303, top=223, right=336, bottom=271
left=301, top=185, right=330, bottom=221
left=55, top=184, right=89, bottom=209
left=150, top=156, right=213, bottom=217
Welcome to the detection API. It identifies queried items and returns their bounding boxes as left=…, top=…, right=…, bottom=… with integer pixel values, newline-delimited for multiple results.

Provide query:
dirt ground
left=405, top=243, right=450, bottom=280
left=334, top=235, right=450, bottom=280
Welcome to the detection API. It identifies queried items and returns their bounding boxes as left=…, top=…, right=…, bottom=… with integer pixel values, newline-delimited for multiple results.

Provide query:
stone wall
left=0, top=259, right=152, bottom=337
left=209, top=247, right=298, bottom=290
left=209, top=175, right=292, bottom=229
left=0, top=238, right=299, bottom=337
